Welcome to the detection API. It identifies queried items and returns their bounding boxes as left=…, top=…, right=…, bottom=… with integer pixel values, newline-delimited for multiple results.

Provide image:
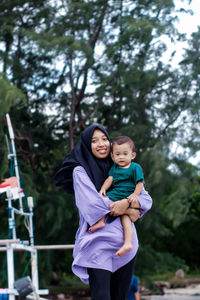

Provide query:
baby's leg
left=116, top=215, right=133, bottom=257
left=88, top=215, right=106, bottom=233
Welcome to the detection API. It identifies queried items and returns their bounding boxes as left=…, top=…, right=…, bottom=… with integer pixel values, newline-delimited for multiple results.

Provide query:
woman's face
left=91, top=129, right=110, bottom=159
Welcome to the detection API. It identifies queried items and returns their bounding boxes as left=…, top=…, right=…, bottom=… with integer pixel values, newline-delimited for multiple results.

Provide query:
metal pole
left=31, top=249, right=39, bottom=292
left=6, top=244, right=15, bottom=300
left=6, top=113, right=23, bottom=212
left=27, top=197, right=34, bottom=247
left=27, top=196, right=39, bottom=292
left=5, top=114, right=43, bottom=299
left=7, top=195, right=16, bottom=240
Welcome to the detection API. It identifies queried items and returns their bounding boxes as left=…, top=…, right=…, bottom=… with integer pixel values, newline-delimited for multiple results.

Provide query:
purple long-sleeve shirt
left=72, top=166, right=152, bottom=284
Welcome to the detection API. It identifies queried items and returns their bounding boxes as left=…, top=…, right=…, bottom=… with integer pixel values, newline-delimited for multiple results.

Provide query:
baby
left=89, top=136, right=144, bottom=257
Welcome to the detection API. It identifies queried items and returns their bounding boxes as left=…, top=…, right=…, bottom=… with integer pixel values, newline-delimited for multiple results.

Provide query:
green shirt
left=106, top=162, right=144, bottom=201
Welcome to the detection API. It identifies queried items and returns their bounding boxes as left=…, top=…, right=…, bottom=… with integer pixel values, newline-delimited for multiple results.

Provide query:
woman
left=55, top=124, right=152, bottom=300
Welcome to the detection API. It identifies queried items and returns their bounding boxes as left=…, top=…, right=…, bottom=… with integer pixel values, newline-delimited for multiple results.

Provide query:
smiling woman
left=91, top=129, right=110, bottom=159
left=54, top=124, right=152, bottom=300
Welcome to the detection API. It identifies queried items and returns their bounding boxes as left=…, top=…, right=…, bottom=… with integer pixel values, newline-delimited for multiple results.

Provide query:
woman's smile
left=91, top=129, right=110, bottom=159
left=97, top=148, right=107, bottom=154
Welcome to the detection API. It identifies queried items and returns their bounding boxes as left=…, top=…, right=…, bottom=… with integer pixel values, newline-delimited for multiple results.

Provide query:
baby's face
left=111, top=142, right=136, bottom=168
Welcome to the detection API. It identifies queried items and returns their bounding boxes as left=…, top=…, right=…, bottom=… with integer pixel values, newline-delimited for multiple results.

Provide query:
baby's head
left=111, top=136, right=136, bottom=168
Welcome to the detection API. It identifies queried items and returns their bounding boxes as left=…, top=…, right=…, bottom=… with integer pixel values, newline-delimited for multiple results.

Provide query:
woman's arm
left=110, top=188, right=152, bottom=218
left=137, top=188, right=152, bottom=217
left=73, top=166, right=113, bottom=226
left=110, top=198, right=141, bottom=222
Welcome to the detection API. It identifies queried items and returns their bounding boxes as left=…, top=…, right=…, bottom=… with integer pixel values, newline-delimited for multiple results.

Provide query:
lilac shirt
left=72, top=166, right=152, bottom=284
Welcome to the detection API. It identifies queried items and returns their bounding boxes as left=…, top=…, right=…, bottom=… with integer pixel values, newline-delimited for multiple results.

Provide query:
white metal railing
left=0, top=115, right=74, bottom=300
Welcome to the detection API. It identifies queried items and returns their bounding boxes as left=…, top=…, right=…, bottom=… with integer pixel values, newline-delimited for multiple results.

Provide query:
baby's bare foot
left=116, top=244, right=132, bottom=257
left=88, top=221, right=105, bottom=233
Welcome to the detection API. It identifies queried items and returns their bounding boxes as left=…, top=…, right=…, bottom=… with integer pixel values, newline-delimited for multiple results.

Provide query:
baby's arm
left=127, top=181, right=144, bottom=207
left=99, top=176, right=113, bottom=196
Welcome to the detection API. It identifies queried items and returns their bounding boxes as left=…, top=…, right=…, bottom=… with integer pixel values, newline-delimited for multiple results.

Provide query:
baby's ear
left=111, top=152, right=114, bottom=160
left=132, top=152, right=136, bottom=160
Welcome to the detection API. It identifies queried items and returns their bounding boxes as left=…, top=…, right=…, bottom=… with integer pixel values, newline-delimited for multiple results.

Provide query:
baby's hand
left=127, top=193, right=138, bottom=205
left=99, top=188, right=106, bottom=196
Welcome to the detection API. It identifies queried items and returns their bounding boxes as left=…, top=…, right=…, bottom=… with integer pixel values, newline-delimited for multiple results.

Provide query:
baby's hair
left=111, top=136, right=135, bottom=152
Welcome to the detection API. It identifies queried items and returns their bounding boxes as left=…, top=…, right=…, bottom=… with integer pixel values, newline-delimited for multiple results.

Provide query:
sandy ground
left=47, top=283, right=200, bottom=299
left=143, top=296, right=200, bottom=300
left=142, top=284, right=200, bottom=300
left=164, top=283, right=200, bottom=295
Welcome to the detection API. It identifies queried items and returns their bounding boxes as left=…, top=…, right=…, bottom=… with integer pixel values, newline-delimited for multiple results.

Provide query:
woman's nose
left=98, top=139, right=104, bottom=146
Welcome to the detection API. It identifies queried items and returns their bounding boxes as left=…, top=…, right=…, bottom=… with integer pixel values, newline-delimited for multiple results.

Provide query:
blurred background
left=0, top=0, right=199, bottom=295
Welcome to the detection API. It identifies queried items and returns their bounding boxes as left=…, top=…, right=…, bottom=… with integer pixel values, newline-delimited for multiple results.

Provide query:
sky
left=161, top=0, right=200, bottom=66
left=172, top=0, right=200, bottom=165
left=176, top=0, right=199, bottom=35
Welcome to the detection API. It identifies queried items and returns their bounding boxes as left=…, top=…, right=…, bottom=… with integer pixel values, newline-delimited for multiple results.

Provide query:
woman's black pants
left=87, top=256, right=136, bottom=300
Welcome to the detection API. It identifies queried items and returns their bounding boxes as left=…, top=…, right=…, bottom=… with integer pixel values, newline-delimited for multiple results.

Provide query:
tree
left=0, top=74, right=25, bottom=176
left=178, top=27, right=200, bottom=157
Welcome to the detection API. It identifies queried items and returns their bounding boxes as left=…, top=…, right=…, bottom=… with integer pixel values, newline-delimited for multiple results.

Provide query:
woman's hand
left=110, top=198, right=141, bottom=222
left=126, top=208, right=140, bottom=222
left=110, top=198, right=128, bottom=216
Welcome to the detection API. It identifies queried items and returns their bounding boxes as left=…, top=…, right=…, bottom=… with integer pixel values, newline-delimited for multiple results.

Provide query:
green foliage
left=0, top=74, right=26, bottom=183
left=0, top=73, right=26, bottom=118
left=136, top=245, right=189, bottom=276
left=159, top=191, right=200, bottom=270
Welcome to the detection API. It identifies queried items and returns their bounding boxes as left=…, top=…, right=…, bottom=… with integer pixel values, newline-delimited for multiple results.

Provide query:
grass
left=147, top=272, right=175, bottom=282
left=145, top=268, right=200, bottom=281
left=47, top=274, right=87, bottom=292
left=136, top=269, right=200, bottom=293
left=46, top=270, right=200, bottom=295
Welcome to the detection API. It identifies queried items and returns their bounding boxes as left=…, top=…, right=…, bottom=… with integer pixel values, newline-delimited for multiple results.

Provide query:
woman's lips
left=97, top=148, right=107, bottom=154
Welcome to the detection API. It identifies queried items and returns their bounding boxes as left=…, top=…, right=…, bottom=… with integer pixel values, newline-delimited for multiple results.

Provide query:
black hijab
left=54, top=124, right=113, bottom=194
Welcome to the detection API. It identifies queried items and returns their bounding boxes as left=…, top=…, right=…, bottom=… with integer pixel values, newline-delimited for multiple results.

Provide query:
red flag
left=0, top=177, right=24, bottom=198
